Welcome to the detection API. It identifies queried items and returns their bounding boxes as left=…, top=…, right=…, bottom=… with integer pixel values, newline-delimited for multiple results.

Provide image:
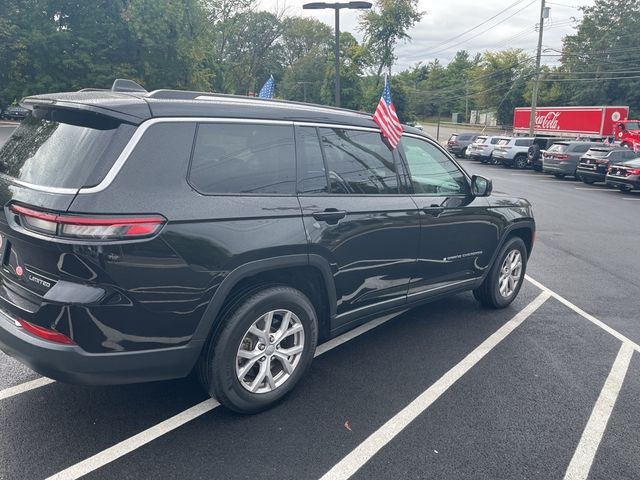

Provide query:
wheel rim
left=235, top=309, right=305, bottom=394
left=498, top=249, right=523, bottom=298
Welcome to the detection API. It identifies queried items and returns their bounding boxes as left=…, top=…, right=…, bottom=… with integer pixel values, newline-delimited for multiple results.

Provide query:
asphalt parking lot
left=1, top=130, right=639, bottom=480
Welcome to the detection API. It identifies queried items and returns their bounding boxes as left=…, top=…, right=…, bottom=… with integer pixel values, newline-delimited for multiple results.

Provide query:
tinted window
left=458, top=134, right=473, bottom=140
left=514, top=139, right=533, bottom=147
left=474, top=137, right=488, bottom=144
left=400, top=137, right=468, bottom=195
left=190, top=123, right=295, bottom=194
left=319, top=128, right=398, bottom=194
left=548, top=143, right=569, bottom=153
left=622, top=150, right=638, bottom=160
left=490, top=138, right=501, bottom=144
left=0, top=110, right=133, bottom=189
left=297, top=126, right=328, bottom=194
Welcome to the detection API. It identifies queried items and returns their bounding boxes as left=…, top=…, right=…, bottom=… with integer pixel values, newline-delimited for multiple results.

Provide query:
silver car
left=542, top=141, right=604, bottom=178
left=467, top=135, right=502, bottom=163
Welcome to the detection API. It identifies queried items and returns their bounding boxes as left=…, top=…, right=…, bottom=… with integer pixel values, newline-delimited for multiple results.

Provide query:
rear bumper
left=576, top=169, right=606, bottom=182
left=0, top=308, right=203, bottom=385
left=543, top=162, right=575, bottom=175
left=447, top=145, right=464, bottom=155
left=606, top=176, right=640, bottom=190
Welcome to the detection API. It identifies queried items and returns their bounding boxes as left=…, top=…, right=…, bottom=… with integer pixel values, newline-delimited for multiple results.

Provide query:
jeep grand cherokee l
left=0, top=80, right=535, bottom=413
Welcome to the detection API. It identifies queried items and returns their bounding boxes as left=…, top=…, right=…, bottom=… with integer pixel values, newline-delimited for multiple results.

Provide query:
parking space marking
left=45, top=310, right=407, bottom=480
left=525, top=275, right=640, bottom=354
left=318, top=291, right=551, bottom=480
left=564, top=343, right=634, bottom=480
left=622, top=197, right=640, bottom=201
left=0, top=377, right=55, bottom=401
left=574, top=188, right=617, bottom=192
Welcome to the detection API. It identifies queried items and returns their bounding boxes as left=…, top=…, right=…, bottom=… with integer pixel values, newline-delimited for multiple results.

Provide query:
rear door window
left=572, top=144, right=591, bottom=154
left=318, top=128, right=399, bottom=194
left=189, top=123, right=296, bottom=194
left=0, top=109, right=134, bottom=189
left=490, top=138, right=500, bottom=144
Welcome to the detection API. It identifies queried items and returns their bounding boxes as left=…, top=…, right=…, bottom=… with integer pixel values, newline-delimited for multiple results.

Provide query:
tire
left=553, top=173, right=565, bottom=179
left=198, top=286, right=318, bottom=414
left=582, top=178, right=595, bottom=185
left=460, top=147, right=467, bottom=158
left=514, top=154, right=528, bottom=169
left=527, top=145, right=540, bottom=163
left=473, top=237, right=527, bottom=309
left=488, top=154, right=497, bottom=165
left=618, top=186, right=632, bottom=192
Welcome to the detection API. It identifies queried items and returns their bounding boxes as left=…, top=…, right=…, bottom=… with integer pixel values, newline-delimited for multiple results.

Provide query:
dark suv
left=0, top=80, right=535, bottom=413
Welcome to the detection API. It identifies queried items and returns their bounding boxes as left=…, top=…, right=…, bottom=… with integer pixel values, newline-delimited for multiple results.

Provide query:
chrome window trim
left=0, top=174, right=78, bottom=195
left=78, top=117, right=294, bottom=195
left=293, top=121, right=381, bottom=133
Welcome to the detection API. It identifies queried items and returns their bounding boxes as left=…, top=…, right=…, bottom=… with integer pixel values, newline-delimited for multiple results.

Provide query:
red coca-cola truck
left=513, top=106, right=640, bottom=148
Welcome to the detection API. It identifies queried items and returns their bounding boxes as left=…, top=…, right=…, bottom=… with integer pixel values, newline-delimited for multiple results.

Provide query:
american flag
left=373, top=75, right=403, bottom=149
left=258, top=75, right=275, bottom=99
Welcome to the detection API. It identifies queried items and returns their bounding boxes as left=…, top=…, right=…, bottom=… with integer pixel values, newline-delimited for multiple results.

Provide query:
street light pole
left=303, top=2, right=372, bottom=108
left=529, top=0, right=547, bottom=136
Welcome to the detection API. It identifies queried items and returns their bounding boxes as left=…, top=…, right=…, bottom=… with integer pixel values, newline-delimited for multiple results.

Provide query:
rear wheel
left=618, top=185, right=632, bottom=192
left=473, top=237, right=527, bottom=309
left=554, top=173, right=565, bottom=179
left=460, top=147, right=468, bottom=158
left=514, top=154, right=528, bottom=169
left=582, top=178, right=595, bottom=185
left=199, top=286, right=318, bottom=414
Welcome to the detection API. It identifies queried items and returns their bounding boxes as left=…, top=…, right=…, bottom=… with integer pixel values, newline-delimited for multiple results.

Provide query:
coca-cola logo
left=534, top=112, right=561, bottom=130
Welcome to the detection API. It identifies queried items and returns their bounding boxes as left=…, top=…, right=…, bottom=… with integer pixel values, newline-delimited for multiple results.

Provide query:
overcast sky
left=263, top=0, right=594, bottom=71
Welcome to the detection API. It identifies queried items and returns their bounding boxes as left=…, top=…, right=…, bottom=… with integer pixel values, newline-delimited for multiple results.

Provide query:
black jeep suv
left=0, top=80, right=535, bottom=413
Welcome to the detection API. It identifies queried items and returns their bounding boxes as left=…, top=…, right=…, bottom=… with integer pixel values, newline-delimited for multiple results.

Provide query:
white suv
left=466, top=135, right=502, bottom=164
left=492, top=137, right=535, bottom=169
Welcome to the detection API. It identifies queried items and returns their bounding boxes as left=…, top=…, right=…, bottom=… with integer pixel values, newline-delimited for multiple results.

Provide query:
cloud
left=265, top=0, right=592, bottom=71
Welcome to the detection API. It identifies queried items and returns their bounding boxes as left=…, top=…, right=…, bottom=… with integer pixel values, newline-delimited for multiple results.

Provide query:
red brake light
left=556, top=154, right=570, bottom=160
left=18, top=319, right=76, bottom=345
left=10, top=204, right=166, bottom=240
left=627, top=168, right=640, bottom=175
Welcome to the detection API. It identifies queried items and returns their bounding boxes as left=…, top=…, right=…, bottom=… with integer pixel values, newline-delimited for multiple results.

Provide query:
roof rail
left=111, top=79, right=148, bottom=93
left=78, top=88, right=108, bottom=92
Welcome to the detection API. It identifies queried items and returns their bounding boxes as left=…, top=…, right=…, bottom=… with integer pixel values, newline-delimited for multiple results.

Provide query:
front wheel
left=553, top=173, right=565, bottom=179
left=582, top=178, right=594, bottom=185
left=473, top=237, right=527, bottom=309
left=199, top=286, right=318, bottom=414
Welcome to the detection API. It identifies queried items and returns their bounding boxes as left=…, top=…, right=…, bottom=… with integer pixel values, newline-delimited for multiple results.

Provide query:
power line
left=425, top=0, right=529, bottom=52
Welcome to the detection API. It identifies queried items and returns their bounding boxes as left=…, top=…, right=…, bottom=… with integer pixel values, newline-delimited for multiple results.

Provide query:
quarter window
left=400, top=137, right=468, bottom=195
left=189, top=123, right=296, bottom=194
left=297, top=127, right=328, bottom=194
left=318, top=128, right=399, bottom=194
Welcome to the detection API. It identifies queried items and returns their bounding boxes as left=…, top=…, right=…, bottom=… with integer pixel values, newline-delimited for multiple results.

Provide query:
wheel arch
left=192, top=254, right=337, bottom=350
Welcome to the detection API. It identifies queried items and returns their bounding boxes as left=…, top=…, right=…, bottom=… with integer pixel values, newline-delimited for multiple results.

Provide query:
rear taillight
left=627, top=168, right=640, bottom=175
left=555, top=154, right=570, bottom=161
left=18, top=319, right=76, bottom=345
left=10, top=204, right=166, bottom=240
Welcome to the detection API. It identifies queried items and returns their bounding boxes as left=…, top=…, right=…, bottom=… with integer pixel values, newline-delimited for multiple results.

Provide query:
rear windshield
left=457, top=134, right=473, bottom=140
left=474, top=137, right=488, bottom=144
left=490, top=137, right=500, bottom=144
left=547, top=143, right=569, bottom=153
left=497, top=138, right=511, bottom=146
left=0, top=110, right=134, bottom=189
left=587, top=149, right=610, bottom=157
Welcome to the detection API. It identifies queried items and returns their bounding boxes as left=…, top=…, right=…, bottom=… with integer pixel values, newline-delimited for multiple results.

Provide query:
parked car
left=576, top=146, right=637, bottom=185
left=492, top=137, right=534, bottom=169
left=2, top=105, right=29, bottom=121
left=606, top=157, right=640, bottom=192
left=446, top=132, right=481, bottom=158
left=542, top=141, right=603, bottom=178
left=528, top=137, right=565, bottom=171
left=467, top=135, right=502, bottom=163
left=0, top=80, right=535, bottom=414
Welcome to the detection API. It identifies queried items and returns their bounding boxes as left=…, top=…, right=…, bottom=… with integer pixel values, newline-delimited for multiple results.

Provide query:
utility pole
left=529, top=0, right=546, bottom=136
left=334, top=9, right=341, bottom=107
left=465, top=79, right=469, bottom=123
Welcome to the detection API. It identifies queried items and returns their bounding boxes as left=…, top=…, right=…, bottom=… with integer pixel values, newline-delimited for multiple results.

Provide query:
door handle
left=423, top=206, right=444, bottom=217
left=312, top=209, right=347, bottom=224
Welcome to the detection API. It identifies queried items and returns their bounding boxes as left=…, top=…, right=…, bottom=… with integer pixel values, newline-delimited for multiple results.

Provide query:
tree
left=321, top=32, right=365, bottom=109
left=359, top=0, right=424, bottom=80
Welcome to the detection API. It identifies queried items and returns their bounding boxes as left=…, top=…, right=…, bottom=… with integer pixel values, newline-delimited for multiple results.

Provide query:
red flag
left=373, top=75, right=404, bottom=149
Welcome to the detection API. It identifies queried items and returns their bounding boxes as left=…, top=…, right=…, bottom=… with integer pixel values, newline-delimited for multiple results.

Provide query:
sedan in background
left=606, top=157, right=640, bottom=192
left=2, top=105, right=29, bottom=121
left=577, top=147, right=638, bottom=185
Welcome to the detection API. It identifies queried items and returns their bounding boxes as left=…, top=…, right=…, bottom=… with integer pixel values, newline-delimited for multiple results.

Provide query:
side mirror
left=471, top=175, right=492, bottom=197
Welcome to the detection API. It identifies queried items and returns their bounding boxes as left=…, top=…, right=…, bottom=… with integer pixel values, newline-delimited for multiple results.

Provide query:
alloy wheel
left=498, top=249, right=523, bottom=298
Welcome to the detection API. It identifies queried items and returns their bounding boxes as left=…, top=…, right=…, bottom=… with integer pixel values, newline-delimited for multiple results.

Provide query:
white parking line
left=319, top=291, right=551, bottom=480
left=0, top=377, right=55, bottom=401
left=574, top=188, right=617, bottom=192
left=563, top=343, right=634, bottom=480
left=622, top=197, right=640, bottom=201
left=525, top=275, right=640, bottom=354
left=46, top=310, right=406, bottom=480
